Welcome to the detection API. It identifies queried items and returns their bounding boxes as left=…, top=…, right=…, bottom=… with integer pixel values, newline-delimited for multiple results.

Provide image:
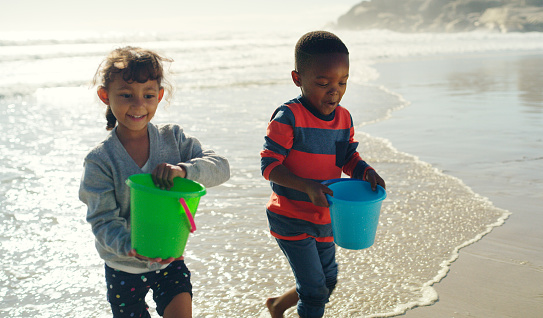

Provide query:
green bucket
left=126, top=174, right=206, bottom=259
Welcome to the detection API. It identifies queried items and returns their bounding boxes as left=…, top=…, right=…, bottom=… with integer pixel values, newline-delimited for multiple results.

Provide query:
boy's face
left=292, top=52, right=349, bottom=116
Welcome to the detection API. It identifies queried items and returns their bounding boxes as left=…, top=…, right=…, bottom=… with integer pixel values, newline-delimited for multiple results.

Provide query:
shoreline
left=363, top=51, right=543, bottom=317
left=402, top=197, right=543, bottom=318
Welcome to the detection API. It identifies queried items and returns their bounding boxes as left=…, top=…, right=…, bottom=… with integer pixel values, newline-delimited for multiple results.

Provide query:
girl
left=79, top=46, right=230, bottom=318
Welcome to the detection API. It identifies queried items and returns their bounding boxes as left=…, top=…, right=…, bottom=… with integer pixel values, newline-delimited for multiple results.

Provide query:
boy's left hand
left=152, top=163, right=187, bottom=190
left=365, top=169, right=386, bottom=191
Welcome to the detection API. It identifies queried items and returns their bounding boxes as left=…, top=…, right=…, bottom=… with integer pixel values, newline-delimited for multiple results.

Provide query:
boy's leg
left=316, top=240, right=338, bottom=296
left=105, top=265, right=152, bottom=318
left=152, top=260, right=192, bottom=317
left=276, top=238, right=334, bottom=318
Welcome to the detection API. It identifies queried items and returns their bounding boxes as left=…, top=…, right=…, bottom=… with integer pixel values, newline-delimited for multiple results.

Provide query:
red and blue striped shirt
left=261, top=97, right=373, bottom=242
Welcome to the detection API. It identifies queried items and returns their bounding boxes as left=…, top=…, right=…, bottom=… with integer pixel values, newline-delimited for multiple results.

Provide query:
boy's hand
left=365, top=169, right=386, bottom=191
left=152, top=163, right=187, bottom=190
left=268, top=165, right=333, bottom=207
left=128, top=249, right=184, bottom=265
left=305, top=181, right=334, bottom=208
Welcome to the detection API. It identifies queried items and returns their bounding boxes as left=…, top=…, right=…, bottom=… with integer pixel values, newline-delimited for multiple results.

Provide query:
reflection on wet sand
left=446, top=53, right=543, bottom=112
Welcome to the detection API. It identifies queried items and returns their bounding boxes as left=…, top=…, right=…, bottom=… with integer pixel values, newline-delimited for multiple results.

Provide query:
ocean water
left=1, top=30, right=542, bottom=317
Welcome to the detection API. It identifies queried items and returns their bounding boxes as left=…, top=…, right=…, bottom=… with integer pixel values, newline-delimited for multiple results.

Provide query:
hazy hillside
left=336, top=0, right=543, bottom=32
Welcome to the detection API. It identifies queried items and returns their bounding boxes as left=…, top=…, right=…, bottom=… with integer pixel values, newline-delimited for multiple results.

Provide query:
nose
left=328, top=86, right=339, bottom=96
left=132, top=95, right=146, bottom=107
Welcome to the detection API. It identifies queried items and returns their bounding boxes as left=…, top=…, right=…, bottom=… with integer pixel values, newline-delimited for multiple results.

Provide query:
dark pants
left=276, top=238, right=338, bottom=318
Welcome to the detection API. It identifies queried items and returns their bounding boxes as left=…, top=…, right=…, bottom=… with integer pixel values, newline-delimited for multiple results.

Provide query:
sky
left=0, top=0, right=362, bottom=33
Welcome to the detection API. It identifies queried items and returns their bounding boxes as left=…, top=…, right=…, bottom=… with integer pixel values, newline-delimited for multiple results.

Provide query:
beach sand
left=362, top=52, right=543, bottom=317
left=402, top=199, right=543, bottom=318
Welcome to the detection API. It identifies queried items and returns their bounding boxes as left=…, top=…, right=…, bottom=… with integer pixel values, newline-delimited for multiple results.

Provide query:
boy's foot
left=266, top=287, right=298, bottom=317
left=266, top=297, right=283, bottom=318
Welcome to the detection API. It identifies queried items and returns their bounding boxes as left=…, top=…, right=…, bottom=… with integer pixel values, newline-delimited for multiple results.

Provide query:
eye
left=144, top=94, right=156, bottom=99
left=317, top=83, right=329, bottom=87
left=339, top=82, right=347, bottom=86
left=120, top=94, right=132, bottom=98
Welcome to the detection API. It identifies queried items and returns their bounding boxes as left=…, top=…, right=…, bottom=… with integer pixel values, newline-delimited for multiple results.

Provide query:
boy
left=261, top=31, right=386, bottom=318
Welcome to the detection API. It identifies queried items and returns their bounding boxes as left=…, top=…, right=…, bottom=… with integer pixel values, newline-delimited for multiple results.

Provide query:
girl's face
left=292, top=52, right=349, bottom=116
left=98, top=75, right=164, bottom=138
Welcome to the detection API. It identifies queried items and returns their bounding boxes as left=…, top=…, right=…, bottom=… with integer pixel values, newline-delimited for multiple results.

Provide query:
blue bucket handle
left=179, top=198, right=196, bottom=233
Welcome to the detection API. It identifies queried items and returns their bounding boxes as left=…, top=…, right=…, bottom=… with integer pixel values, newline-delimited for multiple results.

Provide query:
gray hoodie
left=79, top=123, right=230, bottom=273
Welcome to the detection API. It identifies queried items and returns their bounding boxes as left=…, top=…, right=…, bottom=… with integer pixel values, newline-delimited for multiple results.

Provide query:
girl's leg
left=153, top=260, right=192, bottom=317
left=163, top=292, right=192, bottom=318
left=266, top=286, right=298, bottom=318
left=105, top=265, right=152, bottom=318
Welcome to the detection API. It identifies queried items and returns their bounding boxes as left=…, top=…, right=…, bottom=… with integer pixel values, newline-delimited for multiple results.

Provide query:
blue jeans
left=276, top=238, right=338, bottom=318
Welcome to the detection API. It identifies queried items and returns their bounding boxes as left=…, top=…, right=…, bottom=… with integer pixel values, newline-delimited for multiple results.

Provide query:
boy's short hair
left=295, top=31, right=349, bottom=74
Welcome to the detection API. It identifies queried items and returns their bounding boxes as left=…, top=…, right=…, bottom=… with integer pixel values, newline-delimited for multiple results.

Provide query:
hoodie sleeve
left=79, top=157, right=132, bottom=257
left=174, top=127, right=230, bottom=188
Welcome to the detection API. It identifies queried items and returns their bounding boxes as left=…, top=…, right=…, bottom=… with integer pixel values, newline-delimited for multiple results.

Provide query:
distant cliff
left=336, top=0, right=543, bottom=32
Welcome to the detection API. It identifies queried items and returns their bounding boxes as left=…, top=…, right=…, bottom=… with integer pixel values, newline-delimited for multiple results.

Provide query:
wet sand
left=362, top=51, right=543, bottom=317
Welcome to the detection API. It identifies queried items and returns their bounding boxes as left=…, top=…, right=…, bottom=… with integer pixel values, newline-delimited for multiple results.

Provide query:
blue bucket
left=323, top=178, right=386, bottom=250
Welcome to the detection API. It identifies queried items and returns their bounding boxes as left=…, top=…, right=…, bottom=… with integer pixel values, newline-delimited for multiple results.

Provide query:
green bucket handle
left=179, top=198, right=196, bottom=233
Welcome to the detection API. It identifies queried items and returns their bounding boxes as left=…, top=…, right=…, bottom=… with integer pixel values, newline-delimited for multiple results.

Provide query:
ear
left=291, top=70, right=302, bottom=87
left=158, top=87, right=165, bottom=103
left=97, top=87, right=110, bottom=105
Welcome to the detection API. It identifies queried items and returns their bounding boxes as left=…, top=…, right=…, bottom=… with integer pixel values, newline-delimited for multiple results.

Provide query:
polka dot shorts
left=105, top=260, right=192, bottom=317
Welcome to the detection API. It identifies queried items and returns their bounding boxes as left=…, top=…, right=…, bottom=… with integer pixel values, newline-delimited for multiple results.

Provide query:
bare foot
left=265, top=287, right=298, bottom=318
left=266, top=297, right=283, bottom=318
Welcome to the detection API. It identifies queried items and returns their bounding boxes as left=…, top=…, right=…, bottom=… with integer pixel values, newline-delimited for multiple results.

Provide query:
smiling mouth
left=128, top=114, right=146, bottom=119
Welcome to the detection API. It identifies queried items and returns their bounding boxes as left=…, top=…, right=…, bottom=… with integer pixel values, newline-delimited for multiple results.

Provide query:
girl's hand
left=365, top=169, right=386, bottom=191
left=128, top=249, right=184, bottom=265
left=305, top=181, right=333, bottom=208
left=152, top=163, right=187, bottom=190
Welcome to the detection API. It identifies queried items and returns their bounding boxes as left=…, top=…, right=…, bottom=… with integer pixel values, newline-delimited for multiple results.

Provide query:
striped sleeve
left=261, top=105, right=295, bottom=180
left=341, top=114, right=373, bottom=179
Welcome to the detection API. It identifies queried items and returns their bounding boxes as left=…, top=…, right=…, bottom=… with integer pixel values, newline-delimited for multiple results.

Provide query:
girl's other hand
left=128, top=249, right=184, bottom=265
left=152, top=163, right=187, bottom=190
left=365, top=169, right=386, bottom=191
